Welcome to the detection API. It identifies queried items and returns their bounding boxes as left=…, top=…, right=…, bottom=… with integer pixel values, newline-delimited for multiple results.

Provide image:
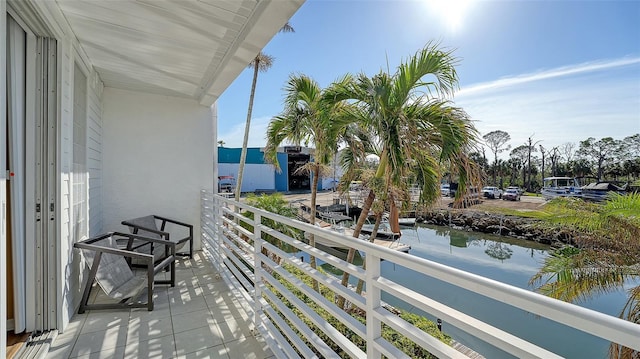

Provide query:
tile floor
left=46, top=251, right=273, bottom=359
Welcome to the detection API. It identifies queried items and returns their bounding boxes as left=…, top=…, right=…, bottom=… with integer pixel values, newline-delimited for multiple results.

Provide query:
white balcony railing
left=200, top=190, right=640, bottom=358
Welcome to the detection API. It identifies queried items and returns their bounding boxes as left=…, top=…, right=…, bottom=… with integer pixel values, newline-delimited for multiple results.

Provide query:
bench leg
left=78, top=252, right=102, bottom=314
left=147, top=261, right=154, bottom=311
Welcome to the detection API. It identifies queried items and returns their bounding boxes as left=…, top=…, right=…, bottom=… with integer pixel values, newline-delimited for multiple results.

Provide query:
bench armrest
left=154, top=215, right=193, bottom=231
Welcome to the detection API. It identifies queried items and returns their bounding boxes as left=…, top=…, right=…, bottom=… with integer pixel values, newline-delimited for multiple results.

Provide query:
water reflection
left=484, top=241, right=514, bottom=261
left=319, top=251, right=363, bottom=276
left=448, top=231, right=469, bottom=248
left=312, top=224, right=624, bottom=358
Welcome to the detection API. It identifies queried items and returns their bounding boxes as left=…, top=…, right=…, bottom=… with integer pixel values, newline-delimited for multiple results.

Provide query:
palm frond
left=279, top=22, right=295, bottom=33
left=249, top=52, right=274, bottom=71
left=392, top=40, right=460, bottom=105
left=541, top=195, right=640, bottom=253
left=609, top=285, right=640, bottom=359
left=530, top=248, right=639, bottom=303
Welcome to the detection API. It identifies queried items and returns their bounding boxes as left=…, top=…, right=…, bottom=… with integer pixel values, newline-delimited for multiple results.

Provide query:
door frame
left=4, top=4, right=60, bottom=335
left=1, top=3, right=9, bottom=357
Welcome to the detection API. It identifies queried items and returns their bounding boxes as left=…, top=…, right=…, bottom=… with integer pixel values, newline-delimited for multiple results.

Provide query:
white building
left=0, top=0, right=304, bottom=356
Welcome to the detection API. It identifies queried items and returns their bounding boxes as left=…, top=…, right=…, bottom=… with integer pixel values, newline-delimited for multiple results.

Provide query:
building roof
left=52, top=0, right=304, bottom=105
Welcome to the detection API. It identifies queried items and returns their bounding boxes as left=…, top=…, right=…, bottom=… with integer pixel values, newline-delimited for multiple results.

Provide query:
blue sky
left=217, top=0, right=640, bottom=156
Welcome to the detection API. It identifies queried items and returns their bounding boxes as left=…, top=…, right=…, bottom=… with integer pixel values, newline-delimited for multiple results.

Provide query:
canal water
left=318, top=224, right=632, bottom=358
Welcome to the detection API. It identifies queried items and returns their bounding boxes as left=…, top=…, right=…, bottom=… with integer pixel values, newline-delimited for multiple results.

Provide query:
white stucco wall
left=102, top=88, right=214, bottom=250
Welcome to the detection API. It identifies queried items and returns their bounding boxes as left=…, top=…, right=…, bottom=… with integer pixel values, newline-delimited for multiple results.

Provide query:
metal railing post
left=214, top=194, right=224, bottom=267
left=210, top=194, right=217, bottom=265
left=366, top=251, right=382, bottom=358
left=254, top=213, right=263, bottom=329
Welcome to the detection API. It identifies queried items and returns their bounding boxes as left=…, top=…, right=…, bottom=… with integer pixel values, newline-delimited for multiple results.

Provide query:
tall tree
left=264, top=74, right=351, bottom=291
left=549, top=147, right=560, bottom=176
left=623, top=134, right=640, bottom=157
left=560, top=142, right=576, bottom=163
left=510, top=145, right=529, bottom=187
left=483, top=130, right=511, bottom=186
left=495, top=159, right=510, bottom=187
left=506, top=158, right=520, bottom=185
left=523, top=135, right=540, bottom=191
left=539, top=144, right=546, bottom=182
left=326, top=42, right=480, bottom=308
left=620, top=134, right=640, bottom=180
left=569, top=158, right=592, bottom=177
left=577, top=137, right=620, bottom=181
left=235, top=23, right=294, bottom=201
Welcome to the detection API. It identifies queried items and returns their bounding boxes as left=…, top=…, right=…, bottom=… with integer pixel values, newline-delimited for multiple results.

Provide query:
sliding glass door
left=5, top=13, right=58, bottom=334
left=6, top=14, right=27, bottom=334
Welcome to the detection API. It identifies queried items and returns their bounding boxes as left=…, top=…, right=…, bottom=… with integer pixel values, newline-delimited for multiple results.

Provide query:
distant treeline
left=475, top=132, right=639, bottom=191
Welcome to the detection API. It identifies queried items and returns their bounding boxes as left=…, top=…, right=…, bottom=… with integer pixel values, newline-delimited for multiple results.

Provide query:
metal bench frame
left=74, top=232, right=176, bottom=313
left=122, top=215, right=194, bottom=258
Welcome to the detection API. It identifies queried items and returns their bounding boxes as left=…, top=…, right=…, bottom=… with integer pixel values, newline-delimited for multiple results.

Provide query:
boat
left=580, top=181, right=627, bottom=202
left=300, top=202, right=362, bottom=222
left=359, top=225, right=401, bottom=240
left=398, top=217, right=417, bottom=226
left=382, top=212, right=416, bottom=226
left=304, top=222, right=410, bottom=254
left=298, top=203, right=410, bottom=254
left=541, top=177, right=582, bottom=200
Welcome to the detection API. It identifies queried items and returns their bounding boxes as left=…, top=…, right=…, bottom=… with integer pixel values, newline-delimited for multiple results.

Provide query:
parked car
left=503, top=188, right=521, bottom=201
left=482, top=186, right=503, bottom=199
left=218, top=175, right=236, bottom=193
left=440, top=183, right=450, bottom=197
left=507, top=186, right=524, bottom=195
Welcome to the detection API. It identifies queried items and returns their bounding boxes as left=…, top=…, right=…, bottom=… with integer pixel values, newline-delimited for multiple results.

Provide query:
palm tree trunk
left=355, top=211, right=383, bottom=296
left=337, top=151, right=388, bottom=309
left=309, top=164, right=320, bottom=292
left=235, top=60, right=260, bottom=202
left=336, top=189, right=375, bottom=309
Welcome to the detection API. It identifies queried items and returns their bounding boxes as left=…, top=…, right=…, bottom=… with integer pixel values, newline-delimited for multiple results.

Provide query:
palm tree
left=530, top=193, right=640, bottom=358
left=326, top=42, right=480, bottom=308
left=235, top=22, right=294, bottom=201
left=264, top=74, right=352, bottom=291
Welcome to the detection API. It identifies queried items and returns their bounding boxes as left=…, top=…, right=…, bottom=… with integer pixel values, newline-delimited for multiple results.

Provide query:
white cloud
left=457, top=57, right=640, bottom=96
left=455, top=57, right=640, bottom=157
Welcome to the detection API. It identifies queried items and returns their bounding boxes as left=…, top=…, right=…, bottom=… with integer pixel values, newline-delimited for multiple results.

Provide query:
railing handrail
left=201, top=190, right=640, bottom=358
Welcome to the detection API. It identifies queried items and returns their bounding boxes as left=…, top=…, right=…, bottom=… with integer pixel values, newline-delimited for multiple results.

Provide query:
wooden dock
left=369, top=238, right=411, bottom=253
left=297, top=209, right=332, bottom=228
left=295, top=203, right=411, bottom=254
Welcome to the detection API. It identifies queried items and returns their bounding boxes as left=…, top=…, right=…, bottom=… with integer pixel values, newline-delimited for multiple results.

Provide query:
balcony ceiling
left=56, top=0, right=304, bottom=105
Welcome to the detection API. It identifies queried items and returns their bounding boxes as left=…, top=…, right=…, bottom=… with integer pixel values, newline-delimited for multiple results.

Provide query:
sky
left=217, top=0, right=640, bottom=158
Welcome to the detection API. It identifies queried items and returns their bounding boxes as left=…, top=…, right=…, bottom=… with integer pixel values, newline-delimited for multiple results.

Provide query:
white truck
left=482, top=186, right=503, bottom=199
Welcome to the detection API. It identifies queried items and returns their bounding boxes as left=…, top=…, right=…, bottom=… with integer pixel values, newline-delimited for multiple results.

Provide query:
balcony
left=47, top=191, right=640, bottom=358
left=46, top=251, right=272, bottom=358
